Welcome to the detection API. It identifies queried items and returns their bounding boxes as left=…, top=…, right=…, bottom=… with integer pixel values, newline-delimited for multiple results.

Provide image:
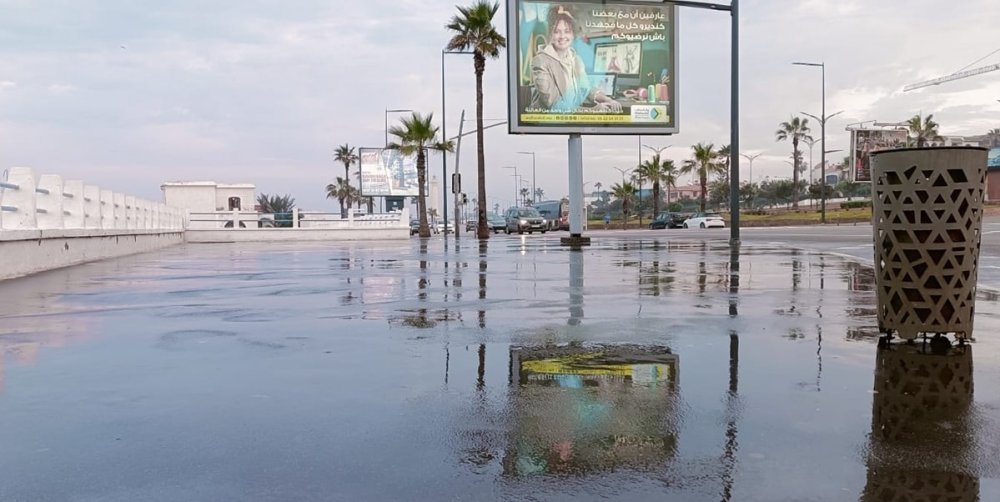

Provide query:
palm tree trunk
left=699, top=174, right=707, bottom=213
left=653, top=181, right=660, bottom=215
left=474, top=53, right=489, bottom=240
left=417, top=148, right=431, bottom=238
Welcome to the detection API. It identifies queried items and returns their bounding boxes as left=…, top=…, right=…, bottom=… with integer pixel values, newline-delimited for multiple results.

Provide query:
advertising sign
left=988, top=147, right=1000, bottom=168
left=358, top=148, right=420, bottom=197
left=507, top=0, right=678, bottom=135
left=852, top=129, right=908, bottom=182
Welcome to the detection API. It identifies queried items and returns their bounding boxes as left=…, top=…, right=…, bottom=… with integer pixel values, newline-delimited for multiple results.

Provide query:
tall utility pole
left=517, top=151, right=536, bottom=203
left=794, top=61, right=842, bottom=224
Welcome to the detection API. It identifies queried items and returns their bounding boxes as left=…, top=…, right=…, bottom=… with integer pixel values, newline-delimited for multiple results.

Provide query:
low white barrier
left=184, top=208, right=411, bottom=242
left=1, top=167, right=185, bottom=281
left=1, top=166, right=184, bottom=231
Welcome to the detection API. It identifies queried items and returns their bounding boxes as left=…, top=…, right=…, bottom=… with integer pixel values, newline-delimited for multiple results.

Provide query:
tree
left=907, top=113, right=943, bottom=147
left=256, top=193, right=296, bottom=214
left=634, top=154, right=675, bottom=216
left=446, top=1, right=506, bottom=239
left=775, top=116, right=813, bottom=209
left=534, top=187, right=545, bottom=201
left=388, top=112, right=454, bottom=238
left=987, top=128, right=1000, bottom=148
left=335, top=144, right=358, bottom=190
left=325, top=177, right=355, bottom=218
left=680, top=143, right=725, bottom=213
left=611, top=181, right=636, bottom=225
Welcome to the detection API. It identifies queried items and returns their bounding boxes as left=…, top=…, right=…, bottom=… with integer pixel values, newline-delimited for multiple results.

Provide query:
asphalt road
left=575, top=216, right=1000, bottom=290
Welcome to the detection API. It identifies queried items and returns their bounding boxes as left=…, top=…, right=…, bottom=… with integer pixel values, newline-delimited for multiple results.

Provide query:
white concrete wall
left=215, top=186, right=256, bottom=211
left=162, top=184, right=217, bottom=212
left=185, top=228, right=408, bottom=243
left=0, top=230, right=184, bottom=281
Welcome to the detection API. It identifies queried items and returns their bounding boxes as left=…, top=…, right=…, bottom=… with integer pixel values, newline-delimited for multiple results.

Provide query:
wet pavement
left=1, top=233, right=999, bottom=501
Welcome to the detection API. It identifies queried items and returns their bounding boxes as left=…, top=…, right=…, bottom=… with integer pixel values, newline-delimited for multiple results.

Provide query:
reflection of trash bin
left=871, top=147, right=987, bottom=339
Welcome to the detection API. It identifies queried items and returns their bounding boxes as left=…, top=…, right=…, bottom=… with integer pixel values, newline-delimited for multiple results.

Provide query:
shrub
left=841, top=200, right=871, bottom=209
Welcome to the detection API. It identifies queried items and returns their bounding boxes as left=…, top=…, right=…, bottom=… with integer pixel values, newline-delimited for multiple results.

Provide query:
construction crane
left=904, top=63, right=1000, bottom=91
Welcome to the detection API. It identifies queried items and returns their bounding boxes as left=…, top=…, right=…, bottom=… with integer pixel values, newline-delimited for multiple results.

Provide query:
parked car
left=649, top=211, right=688, bottom=229
left=434, top=221, right=453, bottom=234
left=409, top=219, right=420, bottom=235
left=682, top=212, right=726, bottom=229
left=504, top=207, right=547, bottom=234
left=466, top=214, right=507, bottom=233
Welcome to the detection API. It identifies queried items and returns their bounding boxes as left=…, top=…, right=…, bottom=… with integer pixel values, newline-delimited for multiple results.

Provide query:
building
left=160, top=181, right=257, bottom=212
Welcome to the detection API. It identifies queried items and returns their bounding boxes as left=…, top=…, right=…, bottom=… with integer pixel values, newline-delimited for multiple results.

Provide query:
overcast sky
left=1, top=0, right=998, bottom=210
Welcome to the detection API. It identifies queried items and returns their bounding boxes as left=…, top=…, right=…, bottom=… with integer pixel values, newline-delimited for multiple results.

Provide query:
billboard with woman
left=507, top=1, right=678, bottom=135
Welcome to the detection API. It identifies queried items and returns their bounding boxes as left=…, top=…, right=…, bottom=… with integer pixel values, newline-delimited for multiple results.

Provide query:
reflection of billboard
left=358, top=148, right=419, bottom=197
left=852, top=129, right=908, bottom=182
left=507, top=1, right=678, bottom=135
left=504, top=345, right=679, bottom=476
left=988, top=147, right=1000, bottom=168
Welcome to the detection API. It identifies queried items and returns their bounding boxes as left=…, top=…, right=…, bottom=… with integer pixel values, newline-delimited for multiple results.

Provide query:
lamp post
left=385, top=108, right=413, bottom=147
left=502, top=166, right=518, bottom=208
left=793, top=61, right=843, bottom=224
left=516, top=151, right=536, bottom=203
left=441, top=49, right=473, bottom=238
left=740, top=152, right=762, bottom=185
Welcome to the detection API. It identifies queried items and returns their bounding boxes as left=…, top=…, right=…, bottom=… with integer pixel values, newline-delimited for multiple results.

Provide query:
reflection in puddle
left=862, top=342, right=978, bottom=501
left=504, top=345, right=679, bottom=476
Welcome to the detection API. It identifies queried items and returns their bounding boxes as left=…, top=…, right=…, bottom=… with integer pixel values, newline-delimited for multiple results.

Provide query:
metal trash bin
left=871, top=146, right=987, bottom=339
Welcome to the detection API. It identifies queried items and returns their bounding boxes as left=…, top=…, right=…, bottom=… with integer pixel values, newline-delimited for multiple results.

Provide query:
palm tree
left=446, top=1, right=506, bottom=239
left=325, top=177, right=355, bottom=218
left=775, top=117, right=813, bottom=209
left=611, top=181, right=637, bottom=226
left=388, top=112, right=454, bottom=238
left=907, top=113, right=943, bottom=147
left=534, top=187, right=545, bottom=201
left=987, top=128, right=1000, bottom=148
left=680, top=143, right=725, bottom=213
left=335, top=144, right=358, bottom=187
left=256, top=193, right=296, bottom=214
left=634, top=154, right=675, bottom=216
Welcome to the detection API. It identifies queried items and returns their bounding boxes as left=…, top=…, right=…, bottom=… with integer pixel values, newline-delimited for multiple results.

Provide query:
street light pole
left=442, top=49, right=474, bottom=238
left=517, top=151, right=536, bottom=203
left=385, top=108, right=413, bottom=147
left=502, top=166, right=518, bottom=208
left=740, top=153, right=762, bottom=185
left=793, top=61, right=842, bottom=224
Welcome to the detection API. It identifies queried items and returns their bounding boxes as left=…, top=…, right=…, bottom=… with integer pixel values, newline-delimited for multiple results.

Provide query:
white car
left=682, top=212, right=726, bottom=229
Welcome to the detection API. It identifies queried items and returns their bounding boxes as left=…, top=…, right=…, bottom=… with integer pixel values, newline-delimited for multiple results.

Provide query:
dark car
left=465, top=214, right=507, bottom=233
left=649, top=211, right=688, bottom=229
left=409, top=219, right=420, bottom=235
left=504, top=207, right=547, bottom=234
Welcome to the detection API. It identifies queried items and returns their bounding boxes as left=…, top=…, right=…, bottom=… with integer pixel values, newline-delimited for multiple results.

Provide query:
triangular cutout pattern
left=870, top=150, right=985, bottom=339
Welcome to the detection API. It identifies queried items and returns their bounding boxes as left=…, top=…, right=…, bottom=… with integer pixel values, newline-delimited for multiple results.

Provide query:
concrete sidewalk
left=0, top=235, right=997, bottom=501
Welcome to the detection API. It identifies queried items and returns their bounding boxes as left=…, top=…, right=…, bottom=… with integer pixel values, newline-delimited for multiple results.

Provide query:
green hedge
left=840, top=200, right=872, bottom=209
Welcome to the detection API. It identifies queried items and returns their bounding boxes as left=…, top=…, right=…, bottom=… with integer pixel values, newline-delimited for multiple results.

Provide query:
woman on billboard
left=529, top=5, right=622, bottom=113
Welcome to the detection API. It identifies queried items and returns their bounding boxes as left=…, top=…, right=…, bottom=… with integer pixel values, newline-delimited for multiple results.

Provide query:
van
left=533, top=199, right=569, bottom=231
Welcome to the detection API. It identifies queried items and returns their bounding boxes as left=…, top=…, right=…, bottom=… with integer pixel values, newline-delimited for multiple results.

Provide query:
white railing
left=0, top=166, right=184, bottom=231
left=185, top=208, right=409, bottom=230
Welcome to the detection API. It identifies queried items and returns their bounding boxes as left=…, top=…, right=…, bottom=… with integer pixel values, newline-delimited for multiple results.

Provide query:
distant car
left=434, top=221, right=453, bottom=234
left=504, top=207, right=547, bottom=234
left=649, top=211, right=688, bottom=229
left=409, top=219, right=420, bottom=235
left=465, top=214, right=507, bottom=234
left=682, top=212, right=726, bottom=229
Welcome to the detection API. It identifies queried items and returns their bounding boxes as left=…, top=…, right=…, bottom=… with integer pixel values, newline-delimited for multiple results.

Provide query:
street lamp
left=502, top=166, right=518, bottom=208
left=385, top=108, right=412, bottom=147
left=441, top=49, right=473, bottom=237
left=517, top=151, right=536, bottom=203
left=612, top=166, right=628, bottom=187
left=740, top=152, right=762, bottom=185
left=793, top=61, right=843, bottom=224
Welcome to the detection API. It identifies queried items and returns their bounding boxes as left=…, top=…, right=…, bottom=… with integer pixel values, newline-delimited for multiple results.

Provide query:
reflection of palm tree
left=446, top=1, right=507, bottom=239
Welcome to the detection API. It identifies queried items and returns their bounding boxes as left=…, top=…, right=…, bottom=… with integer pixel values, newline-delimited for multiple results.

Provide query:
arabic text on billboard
left=358, top=148, right=419, bottom=197
left=852, top=129, right=908, bottom=182
left=507, top=1, right=677, bottom=135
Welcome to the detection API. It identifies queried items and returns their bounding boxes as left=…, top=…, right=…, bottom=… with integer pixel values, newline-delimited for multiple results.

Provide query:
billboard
left=358, top=148, right=420, bottom=197
left=988, top=147, right=1000, bottom=168
left=507, top=1, right=678, bottom=135
left=852, top=129, right=908, bottom=182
